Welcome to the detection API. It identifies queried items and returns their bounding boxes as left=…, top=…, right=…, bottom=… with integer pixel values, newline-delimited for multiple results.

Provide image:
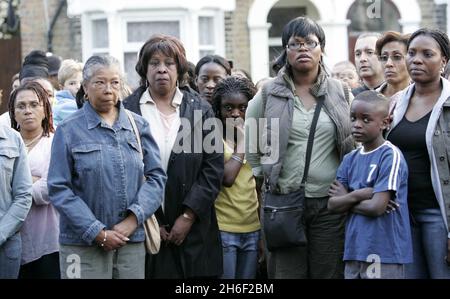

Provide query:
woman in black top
left=387, top=28, right=450, bottom=278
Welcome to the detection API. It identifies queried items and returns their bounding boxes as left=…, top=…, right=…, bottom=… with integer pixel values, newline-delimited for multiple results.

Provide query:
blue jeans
left=406, top=208, right=450, bottom=279
left=220, top=231, right=260, bottom=279
left=0, top=233, right=22, bottom=279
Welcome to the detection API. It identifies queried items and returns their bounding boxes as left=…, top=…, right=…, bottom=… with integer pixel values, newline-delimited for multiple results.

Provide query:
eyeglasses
left=91, top=80, right=121, bottom=90
left=378, top=54, right=404, bottom=63
left=286, top=40, right=319, bottom=51
left=15, top=101, right=43, bottom=111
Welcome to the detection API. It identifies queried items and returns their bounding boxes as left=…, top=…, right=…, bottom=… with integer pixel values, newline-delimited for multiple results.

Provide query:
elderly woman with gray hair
left=47, top=55, right=167, bottom=279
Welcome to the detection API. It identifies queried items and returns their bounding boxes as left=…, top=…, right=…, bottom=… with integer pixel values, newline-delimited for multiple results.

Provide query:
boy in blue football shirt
left=328, top=90, right=412, bottom=279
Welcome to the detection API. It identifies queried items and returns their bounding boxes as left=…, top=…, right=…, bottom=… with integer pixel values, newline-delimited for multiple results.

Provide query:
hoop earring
left=83, top=93, right=89, bottom=100
left=145, top=80, right=149, bottom=88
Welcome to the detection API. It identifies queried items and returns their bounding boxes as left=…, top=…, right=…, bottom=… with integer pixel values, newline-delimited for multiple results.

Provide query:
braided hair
left=9, top=81, right=54, bottom=136
left=407, top=28, right=450, bottom=62
left=211, top=76, right=256, bottom=122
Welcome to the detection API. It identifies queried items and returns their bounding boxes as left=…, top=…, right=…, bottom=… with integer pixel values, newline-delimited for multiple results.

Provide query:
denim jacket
left=0, top=125, right=32, bottom=246
left=47, top=102, right=167, bottom=246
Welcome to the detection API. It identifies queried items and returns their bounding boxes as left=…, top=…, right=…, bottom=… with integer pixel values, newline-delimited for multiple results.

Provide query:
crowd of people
left=1, top=15, right=450, bottom=279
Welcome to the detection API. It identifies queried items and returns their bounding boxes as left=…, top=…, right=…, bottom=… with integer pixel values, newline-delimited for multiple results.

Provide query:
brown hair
left=9, top=81, right=54, bottom=136
left=375, top=31, right=410, bottom=56
left=135, top=34, right=188, bottom=87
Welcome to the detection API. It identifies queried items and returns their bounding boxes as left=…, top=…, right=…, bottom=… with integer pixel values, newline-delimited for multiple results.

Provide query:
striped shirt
left=336, top=141, right=413, bottom=264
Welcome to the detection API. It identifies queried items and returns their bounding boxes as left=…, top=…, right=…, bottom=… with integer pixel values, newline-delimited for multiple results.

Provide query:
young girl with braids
left=211, top=76, right=261, bottom=279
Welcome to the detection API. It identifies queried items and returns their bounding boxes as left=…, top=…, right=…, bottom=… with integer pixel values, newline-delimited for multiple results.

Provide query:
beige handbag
left=125, top=109, right=161, bottom=255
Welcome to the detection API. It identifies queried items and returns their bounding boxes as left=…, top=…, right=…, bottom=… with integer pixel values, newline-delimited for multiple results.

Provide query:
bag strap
left=261, top=84, right=268, bottom=116
left=300, top=96, right=324, bottom=186
left=343, top=83, right=350, bottom=104
left=125, top=109, right=143, bottom=161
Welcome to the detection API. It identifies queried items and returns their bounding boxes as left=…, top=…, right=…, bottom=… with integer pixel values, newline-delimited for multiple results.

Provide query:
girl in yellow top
left=212, top=76, right=261, bottom=279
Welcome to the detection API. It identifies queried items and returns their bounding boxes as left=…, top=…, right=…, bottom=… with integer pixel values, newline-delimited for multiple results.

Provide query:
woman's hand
left=167, top=211, right=195, bottom=246
left=113, top=214, right=138, bottom=238
left=95, top=230, right=129, bottom=252
left=160, top=225, right=170, bottom=241
left=385, top=200, right=400, bottom=214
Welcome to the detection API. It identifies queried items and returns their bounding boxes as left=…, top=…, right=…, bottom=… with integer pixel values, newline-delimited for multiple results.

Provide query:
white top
left=139, top=88, right=183, bottom=171
left=20, top=133, right=60, bottom=264
left=139, top=88, right=183, bottom=210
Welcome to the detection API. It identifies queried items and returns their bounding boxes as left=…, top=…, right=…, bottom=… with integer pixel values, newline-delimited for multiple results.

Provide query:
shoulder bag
left=125, top=109, right=161, bottom=255
left=263, top=96, right=324, bottom=251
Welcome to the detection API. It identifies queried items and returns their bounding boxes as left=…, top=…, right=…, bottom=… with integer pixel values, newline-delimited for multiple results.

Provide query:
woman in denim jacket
left=48, top=55, right=167, bottom=279
left=0, top=125, right=32, bottom=278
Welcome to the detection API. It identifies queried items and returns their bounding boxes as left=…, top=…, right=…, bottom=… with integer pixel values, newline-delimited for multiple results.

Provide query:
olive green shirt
left=246, top=75, right=340, bottom=197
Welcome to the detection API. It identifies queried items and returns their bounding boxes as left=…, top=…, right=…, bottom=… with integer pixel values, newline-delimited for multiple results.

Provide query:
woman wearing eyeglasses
left=375, top=31, right=411, bottom=112
left=48, top=55, right=166, bottom=279
left=245, top=16, right=353, bottom=279
left=7, top=81, right=59, bottom=279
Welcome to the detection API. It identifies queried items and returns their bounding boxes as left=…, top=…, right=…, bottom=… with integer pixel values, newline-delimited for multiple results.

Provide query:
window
left=199, top=16, right=215, bottom=58
left=82, top=10, right=225, bottom=89
left=123, top=20, right=181, bottom=88
left=126, top=21, right=180, bottom=42
left=92, top=19, right=109, bottom=55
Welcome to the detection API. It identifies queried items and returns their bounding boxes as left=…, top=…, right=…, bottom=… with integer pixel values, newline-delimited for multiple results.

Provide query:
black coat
left=123, top=86, right=224, bottom=278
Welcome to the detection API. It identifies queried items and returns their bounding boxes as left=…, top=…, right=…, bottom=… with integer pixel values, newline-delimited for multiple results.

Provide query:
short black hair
left=195, top=55, right=231, bottom=77
left=135, top=34, right=188, bottom=87
left=273, top=16, right=325, bottom=73
left=211, top=76, right=256, bottom=121
left=352, top=90, right=390, bottom=116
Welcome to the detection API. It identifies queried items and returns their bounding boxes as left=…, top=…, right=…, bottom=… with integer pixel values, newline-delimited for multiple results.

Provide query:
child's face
left=220, top=92, right=248, bottom=124
left=350, top=100, right=389, bottom=150
left=63, top=72, right=82, bottom=97
left=339, top=69, right=360, bottom=89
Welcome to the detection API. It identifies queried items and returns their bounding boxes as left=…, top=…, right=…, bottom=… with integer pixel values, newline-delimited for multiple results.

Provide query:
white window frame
left=197, top=9, right=225, bottom=60
left=81, top=13, right=110, bottom=61
left=81, top=8, right=226, bottom=86
left=120, top=10, right=188, bottom=54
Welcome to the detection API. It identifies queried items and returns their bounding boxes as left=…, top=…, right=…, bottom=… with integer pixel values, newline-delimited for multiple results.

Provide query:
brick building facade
left=13, top=0, right=450, bottom=85
left=19, top=0, right=81, bottom=61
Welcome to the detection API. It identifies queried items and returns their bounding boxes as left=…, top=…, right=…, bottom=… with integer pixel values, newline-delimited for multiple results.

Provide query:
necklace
left=23, top=133, right=42, bottom=149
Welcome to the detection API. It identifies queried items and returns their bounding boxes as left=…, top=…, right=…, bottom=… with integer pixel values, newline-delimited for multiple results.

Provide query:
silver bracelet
left=231, top=155, right=244, bottom=164
left=100, top=230, right=107, bottom=247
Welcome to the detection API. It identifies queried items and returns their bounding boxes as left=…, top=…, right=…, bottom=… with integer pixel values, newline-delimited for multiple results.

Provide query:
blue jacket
left=53, top=90, right=77, bottom=126
left=0, top=125, right=32, bottom=245
left=47, top=102, right=167, bottom=245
